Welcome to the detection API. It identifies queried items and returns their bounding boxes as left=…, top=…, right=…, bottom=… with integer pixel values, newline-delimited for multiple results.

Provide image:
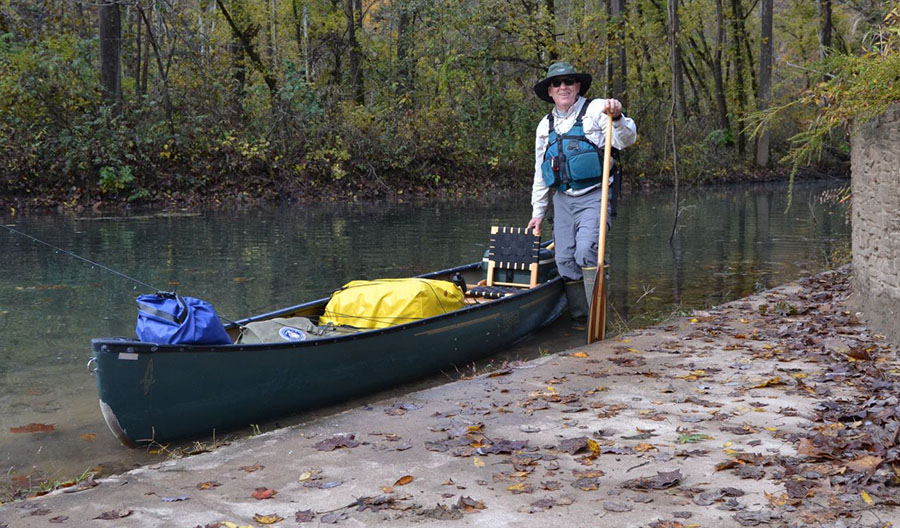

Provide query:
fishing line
left=1, top=223, right=237, bottom=325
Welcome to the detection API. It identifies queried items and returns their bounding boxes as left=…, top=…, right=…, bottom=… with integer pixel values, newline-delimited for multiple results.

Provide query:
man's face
left=549, top=77, right=580, bottom=110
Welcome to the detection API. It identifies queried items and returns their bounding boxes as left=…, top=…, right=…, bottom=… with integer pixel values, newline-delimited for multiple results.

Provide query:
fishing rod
left=1, top=223, right=237, bottom=325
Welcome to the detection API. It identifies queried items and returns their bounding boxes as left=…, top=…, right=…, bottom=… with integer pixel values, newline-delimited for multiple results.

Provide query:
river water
left=0, top=181, right=849, bottom=493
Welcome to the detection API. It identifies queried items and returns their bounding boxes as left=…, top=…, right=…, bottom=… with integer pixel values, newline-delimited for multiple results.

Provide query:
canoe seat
left=467, top=226, right=541, bottom=298
left=466, top=285, right=520, bottom=299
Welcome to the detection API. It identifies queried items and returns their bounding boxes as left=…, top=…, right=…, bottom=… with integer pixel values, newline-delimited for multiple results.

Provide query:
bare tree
left=667, top=0, right=686, bottom=118
left=396, top=0, right=415, bottom=93
left=756, top=0, right=773, bottom=166
left=730, top=0, right=748, bottom=155
left=610, top=0, right=627, bottom=104
left=99, top=0, right=122, bottom=113
left=713, top=0, right=729, bottom=130
left=818, top=0, right=832, bottom=58
left=346, top=0, right=364, bottom=103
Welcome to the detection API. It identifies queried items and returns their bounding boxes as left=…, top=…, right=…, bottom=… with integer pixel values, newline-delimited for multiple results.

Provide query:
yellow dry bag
left=320, top=278, right=465, bottom=329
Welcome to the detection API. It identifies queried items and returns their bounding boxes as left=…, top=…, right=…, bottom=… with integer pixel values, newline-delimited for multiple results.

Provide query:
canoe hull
left=91, top=263, right=565, bottom=445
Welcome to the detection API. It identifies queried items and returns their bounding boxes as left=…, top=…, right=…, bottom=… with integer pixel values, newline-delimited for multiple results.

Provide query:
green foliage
left=99, top=165, right=134, bottom=195
left=1, top=0, right=895, bottom=207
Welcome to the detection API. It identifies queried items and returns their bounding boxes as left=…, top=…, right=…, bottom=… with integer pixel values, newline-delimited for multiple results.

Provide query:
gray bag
left=237, top=317, right=343, bottom=344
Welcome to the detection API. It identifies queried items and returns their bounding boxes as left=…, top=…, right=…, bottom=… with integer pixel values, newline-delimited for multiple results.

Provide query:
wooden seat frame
left=485, top=226, right=541, bottom=289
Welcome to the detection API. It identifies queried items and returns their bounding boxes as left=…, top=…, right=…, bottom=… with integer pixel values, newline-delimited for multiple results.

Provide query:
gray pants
left=552, top=187, right=612, bottom=281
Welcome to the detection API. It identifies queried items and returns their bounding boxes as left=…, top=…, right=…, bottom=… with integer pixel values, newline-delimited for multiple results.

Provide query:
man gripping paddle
left=526, top=62, right=637, bottom=335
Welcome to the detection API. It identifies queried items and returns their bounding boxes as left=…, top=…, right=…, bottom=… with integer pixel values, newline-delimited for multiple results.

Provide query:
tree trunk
left=396, top=1, right=414, bottom=93
left=216, top=0, right=278, bottom=97
left=136, top=4, right=174, bottom=132
left=99, top=0, right=122, bottom=113
left=756, top=0, right=773, bottom=167
left=346, top=0, right=364, bottom=103
left=713, top=0, right=728, bottom=130
left=610, top=0, right=627, bottom=104
left=132, top=4, right=142, bottom=101
left=270, top=0, right=278, bottom=69
left=291, top=0, right=311, bottom=82
left=817, top=0, right=832, bottom=59
left=667, top=0, right=686, bottom=118
left=545, top=0, right=558, bottom=62
left=730, top=0, right=747, bottom=155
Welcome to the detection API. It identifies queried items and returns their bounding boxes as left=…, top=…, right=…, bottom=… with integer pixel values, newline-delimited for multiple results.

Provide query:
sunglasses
left=551, top=78, right=578, bottom=87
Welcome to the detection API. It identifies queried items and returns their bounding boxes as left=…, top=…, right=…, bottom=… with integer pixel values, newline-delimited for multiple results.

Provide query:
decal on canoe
left=118, top=352, right=139, bottom=360
left=141, top=359, right=155, bottom=396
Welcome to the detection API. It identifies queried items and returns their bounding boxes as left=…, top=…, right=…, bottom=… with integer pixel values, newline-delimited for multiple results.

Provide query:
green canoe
left=90, top=259, right=565, bottom=446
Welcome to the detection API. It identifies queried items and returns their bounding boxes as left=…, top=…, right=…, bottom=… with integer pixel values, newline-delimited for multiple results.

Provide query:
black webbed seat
left=466, top=226, right=541, bottom=299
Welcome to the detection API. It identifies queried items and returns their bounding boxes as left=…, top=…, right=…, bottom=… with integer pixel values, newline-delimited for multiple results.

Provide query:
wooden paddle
left=586, top=110, right=615, bottom=344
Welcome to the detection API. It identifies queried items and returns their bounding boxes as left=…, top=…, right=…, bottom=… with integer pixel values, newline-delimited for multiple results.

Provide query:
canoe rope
left=2, top=223, right=238, bottom=325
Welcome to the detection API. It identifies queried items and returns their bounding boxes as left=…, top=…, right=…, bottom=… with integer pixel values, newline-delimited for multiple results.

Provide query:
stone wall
left=851, top=103, right=900, bottom=345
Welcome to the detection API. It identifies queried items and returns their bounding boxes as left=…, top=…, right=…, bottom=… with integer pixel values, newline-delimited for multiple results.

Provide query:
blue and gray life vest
left=540, top=99, right=619, bottom=193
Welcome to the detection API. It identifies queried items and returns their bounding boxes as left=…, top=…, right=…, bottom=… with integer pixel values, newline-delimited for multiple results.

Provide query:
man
left=527, top=62, right=637, bottom=320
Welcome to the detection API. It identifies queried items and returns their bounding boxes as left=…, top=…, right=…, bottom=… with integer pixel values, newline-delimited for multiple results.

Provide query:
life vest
left=540, top=99, right=619, bottom=193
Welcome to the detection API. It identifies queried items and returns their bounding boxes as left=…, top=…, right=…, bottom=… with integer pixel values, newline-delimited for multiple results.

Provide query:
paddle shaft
left=586, top=111, right=614, bottom=344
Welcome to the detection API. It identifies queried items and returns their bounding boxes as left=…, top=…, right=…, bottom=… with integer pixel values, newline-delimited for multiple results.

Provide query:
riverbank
left=1, top=164, right=847, bottom=215
left=2, top=265, right=896, bottom=527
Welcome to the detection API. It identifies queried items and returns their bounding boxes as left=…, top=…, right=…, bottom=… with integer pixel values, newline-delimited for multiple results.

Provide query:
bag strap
left=575, top=97, right=592, bottom=123
left=138, top=293, right=188, bottom=325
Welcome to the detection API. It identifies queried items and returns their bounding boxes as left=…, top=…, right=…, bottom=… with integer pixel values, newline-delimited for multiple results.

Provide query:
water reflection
left=0, top=180, right=849, bottom=493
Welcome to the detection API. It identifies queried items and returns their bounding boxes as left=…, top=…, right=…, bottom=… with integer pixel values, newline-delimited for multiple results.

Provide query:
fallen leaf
left=94, top=509, right=132, bottom=520
left=62, top=477, right=98, bottom=493
left=623, top=470, right=683, bottom=490
left=321, top=512, right=349, bottom=524
left=239, top=463, right=264, bottom=473
left=161, top=495, right=189, bottom=502
left=9, top=423, right=56, bottom=433
left=473, top=457, right=485, bottom=468
left=295, top=510, right=316, bottom=522
left=861, top=490, right=874, bottom=505
left=457, top=496, right=486, bottom=512
left=751, top=377, right=784, bottom=389
left=571, top=352, right=589, bottom=358
left=197, top=481, right=222, bottom=490
left=506, top=482, right=533, bottom=494
left=49, top=516, right=69, bottom=523
left=572, top=477, right=602, bottom=491
left=253, top=513, right=284, bottom=524
left=846, top=455, right=883, bottom=473
left=252, top=487, right=277, bottom=500
left=313, top=434, right=360, bottom=451
left=79, top=433, right=96, bottom=441
left=678, top=433, right=713, bottom=444
left=603, top=501, right=633, bottom=512
left=302, top=480, right=342, bottom=489
left=394, top=475, right=414, bottom=486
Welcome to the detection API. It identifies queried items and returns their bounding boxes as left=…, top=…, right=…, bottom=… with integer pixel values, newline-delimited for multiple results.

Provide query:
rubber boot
left=582, top=267, right=597, bottom=310
left=564, top=280, right=588, bottom=321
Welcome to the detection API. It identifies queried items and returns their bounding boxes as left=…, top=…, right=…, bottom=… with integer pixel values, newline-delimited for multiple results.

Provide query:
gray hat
left=533, top=62, right=592, bottom=103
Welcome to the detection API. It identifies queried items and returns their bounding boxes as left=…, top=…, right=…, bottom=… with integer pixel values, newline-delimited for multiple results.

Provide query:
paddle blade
left=586, top=267, right=607, bottom=343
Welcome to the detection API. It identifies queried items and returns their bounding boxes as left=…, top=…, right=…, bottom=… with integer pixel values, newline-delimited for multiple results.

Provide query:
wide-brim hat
left=533, top=62, right=592, bottom=103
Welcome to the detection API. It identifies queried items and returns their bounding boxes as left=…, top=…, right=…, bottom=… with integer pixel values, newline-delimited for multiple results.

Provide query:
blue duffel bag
left=136, top=292, right=232, bottom=345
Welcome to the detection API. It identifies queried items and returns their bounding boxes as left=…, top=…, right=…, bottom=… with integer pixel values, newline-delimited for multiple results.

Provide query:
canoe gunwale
left=91, top=261, right=563, bottom=355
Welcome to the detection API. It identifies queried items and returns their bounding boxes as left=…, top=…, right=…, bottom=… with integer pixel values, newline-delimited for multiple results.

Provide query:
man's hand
left=602, top=98, right=623, bottom=119
left=527, top=217, right=543, bottom=237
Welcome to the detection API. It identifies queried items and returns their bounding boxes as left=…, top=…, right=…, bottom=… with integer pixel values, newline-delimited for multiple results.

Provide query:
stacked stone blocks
left=851, top=103, right=900, bottom=344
